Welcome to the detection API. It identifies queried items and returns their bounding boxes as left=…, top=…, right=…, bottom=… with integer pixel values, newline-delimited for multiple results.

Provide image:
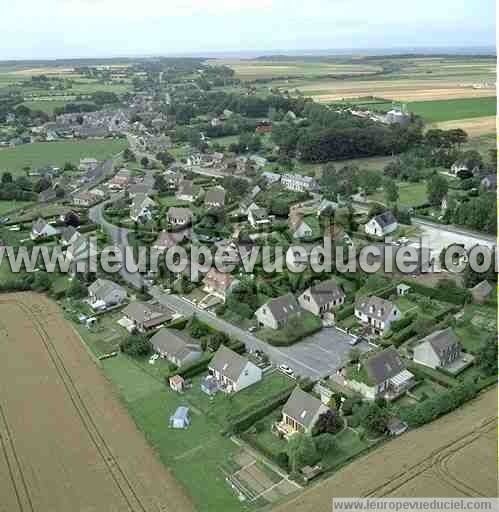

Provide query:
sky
left=0, top=0, right=496, bottom=60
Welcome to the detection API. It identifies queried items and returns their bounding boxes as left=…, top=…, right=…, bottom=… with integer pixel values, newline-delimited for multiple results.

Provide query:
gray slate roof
left=205, top=187, right=226, bottom=206
left=88, top=278, right=125, bottom=302
left=355, top=296, right=397, bottom=322
left=123, top=301, right=174, bottom=327
left=61, top=226, right=78, bottom=243
left=150, top=329, right=201, bottom=362
left=364, top=348, right=406, bottom=385
left=264, top=293, right=300, bottom=323
left=209, top=345, right=249, bottom=382
left=418, top=327, right=460, bottom=357
left=167, top=207, right=193, bottom=222
left=471, top=280, right=493, bottom=299
left=307, top=279, right=345, bottom=307
left=373, top=211, right=397, bottom=228
left=282, top=387, right=326, bottom=429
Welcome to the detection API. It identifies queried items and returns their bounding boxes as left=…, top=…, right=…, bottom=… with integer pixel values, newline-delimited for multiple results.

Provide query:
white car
left=279, top=364, right=294, bottom=376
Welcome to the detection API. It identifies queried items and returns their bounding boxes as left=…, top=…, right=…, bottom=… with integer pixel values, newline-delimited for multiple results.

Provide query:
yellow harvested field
left=0, top=293, right=194, bottom=512
left=274, top=387, right=498, bottom=512
left=12, top=67, right=75, bottom=76
left=434, top=116, right=496, bottom=136
left=310, top=86, right=496, bottom=102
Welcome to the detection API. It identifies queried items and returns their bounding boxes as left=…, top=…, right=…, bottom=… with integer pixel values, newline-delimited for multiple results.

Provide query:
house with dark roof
left=130, top=194, right=155, bottom=223
left=121, top=302, right=174, bottom=332
left=88, top=279, right=127, bottom=310
left=275, top=387, right=330, bottom=439
left=365, top=211, right=398, bottom=237
left=167, top=207, right=193, bottom=226
left=255, top=293, right=302, bottom=330
left=355, top=296, right=400, bottom=335
left=344, top=347, right=414, bottom=400
left=176, top=180, right=202, bottom=202
left=298, top=279, right=345, bottom=318
left=248, top=206, right=271, bottom=228
left=204, top=187, right=226, bottom=208
left=60, top=226, right=80, bottom=247
left=413, top=328, right=462, bottom=370
left=208, top=345, right=262, bottom=393
left=150, top=328, right=202, bottom=367
left=31, top=218, right=58, bottom=240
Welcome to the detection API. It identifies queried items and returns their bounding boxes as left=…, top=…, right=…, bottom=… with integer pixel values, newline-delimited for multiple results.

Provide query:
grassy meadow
left=0, top=139, right=127, bottom=175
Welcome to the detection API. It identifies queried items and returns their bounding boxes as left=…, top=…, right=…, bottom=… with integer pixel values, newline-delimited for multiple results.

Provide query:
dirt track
left=0, top=293, right=195, bottom=512
left=274, top=387, right=498, bottom=512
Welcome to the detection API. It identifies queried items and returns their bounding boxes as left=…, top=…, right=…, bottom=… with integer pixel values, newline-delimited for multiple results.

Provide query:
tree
left=314, top=433, right=336, bottom=454
left=33, top=271, right=52, bottom=291
left=360, top=402, right=389, bottom=435
left=313, top=409, right=342, bottom=435
left=66, top=276, right=87, bottom=299
left=2, top=172, right=13, bottom=184
left=140, top=156, right=149, bottom=168
left=120, top=334, right=152, bottom=357
left=208, top=331, right=229, bottom=352
left=427, top=174, right=448, bottom=206
left=64, top=211, right=80, bottom=227
left=287, top=433, right=319, bottom=472
left=476, top=334, right=498, bottom=377
left=123, top=148, right=136, bottom=162
left=153, top=174, right=169, bottom=193
left=384, top=179, right=399, bottom=204
left=156, top=151, right=175, bottom=167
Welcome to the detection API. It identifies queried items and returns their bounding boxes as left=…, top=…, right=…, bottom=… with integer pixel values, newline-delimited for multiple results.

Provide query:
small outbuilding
left=169, top=375, right=185, bottom=393
left=170, top=406, right=190, bottom=429
left=397, top=284, right=411, bottom=296
left=386, top=417, right=408, bottom=436
left=471, top=280, right=493, bottom=304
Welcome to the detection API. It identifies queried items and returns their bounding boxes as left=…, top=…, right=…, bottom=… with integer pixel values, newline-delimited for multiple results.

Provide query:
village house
left=176, top=180, right=202, bottom=202
left=88, top=279, right=127, bottom=311
left=298, top=279, right=345, bottom=318
left=248, top=206, right=271, bottom=228
left=130, top=194, right=155, bottom=223
left=365, top=211, right=398, bottom=237
left=255, top=293, right=302, bottom=330
left=167, top=207, right=193, bottom=226
left=208, top=345, right=262, bottom=394
left=66, top=237, right=98, bottom=274
left=450, top=160, right=480, bottom=176
left=413, top=327, right=462, bottom=370
left=202, top=268, right=234, bottom=302
left=343, top=348, right=415, bottom=401
left=128, top=183, right=151, bottom=197
left=204, top=187, right=226, bottom=209
left=354, top=296, right=401, bottom=335
left=60, top=226, right=80, bottom=247
left=73, top=191, right=100, bottom=208
left=288, top=212, right=314, bottom=239
left=79, top=158, right=99, bottom=173
left=281, top=174, right=319, bottom=193
left=150, top=328, right=202, bottom=367
left=275, top=387, right=330, bottom=439
left=152, top=229, right=191, bottom=252
left=261, top=171, right=281, bottom=185
left=31, top=218, right=58, bottom=240
left=121, top=301, right=174, bottom=333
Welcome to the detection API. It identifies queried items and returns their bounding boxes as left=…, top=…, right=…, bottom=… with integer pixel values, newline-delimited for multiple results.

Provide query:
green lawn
left=370, top=181, right=428, bottom=208
left=186, top=371, right=294, bottom=429
left=0, top=200, right=33, bottom=215
left=98, top=355, right=248, bottom=512
left=22, top=100, right=79, bottom=114
left=455, top=304, right=497, bottom=354
left=0, top=139, right=127, bottom=175
left=409, top=97, right=496, bottom=123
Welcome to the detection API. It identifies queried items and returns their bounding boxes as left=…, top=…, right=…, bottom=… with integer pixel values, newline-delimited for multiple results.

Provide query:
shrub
left=120, top=334, right=152, bottom=357
left=335, top=304, right=354, bottom=322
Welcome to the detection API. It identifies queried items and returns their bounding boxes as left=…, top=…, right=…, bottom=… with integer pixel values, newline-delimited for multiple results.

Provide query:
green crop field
left=0, top=139, right=127, bottom=175
left=409, top=97, right=496, bottom=123
left=22, top=100, right=81, bottom=114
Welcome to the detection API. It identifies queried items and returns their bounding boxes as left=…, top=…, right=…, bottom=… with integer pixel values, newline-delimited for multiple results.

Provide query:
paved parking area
left=246, top=327, right=372, bottom=380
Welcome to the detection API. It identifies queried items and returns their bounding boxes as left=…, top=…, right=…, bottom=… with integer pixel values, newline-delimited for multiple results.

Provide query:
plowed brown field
left=0, top=293, right=195, bottom=512
left=274, top=387, right=498, bottom=512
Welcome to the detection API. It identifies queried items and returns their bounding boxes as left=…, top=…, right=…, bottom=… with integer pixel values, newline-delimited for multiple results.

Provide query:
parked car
left=349, top=336, right=361, bottom=346
left=279, top=364, right=294, bottom=376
